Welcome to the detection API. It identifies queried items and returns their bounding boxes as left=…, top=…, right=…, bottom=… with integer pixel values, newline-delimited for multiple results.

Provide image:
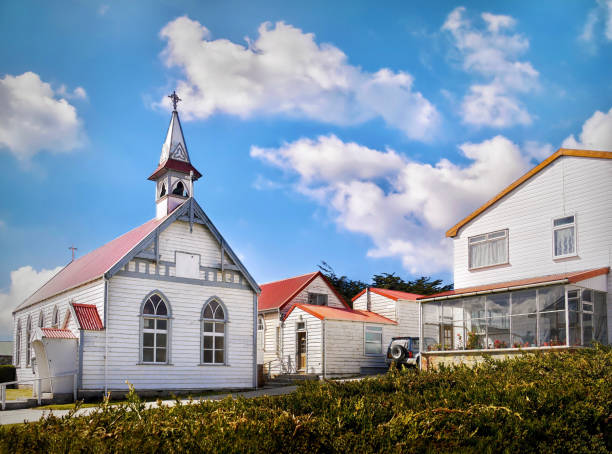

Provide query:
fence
left=0, top=371, right=77, bottom=410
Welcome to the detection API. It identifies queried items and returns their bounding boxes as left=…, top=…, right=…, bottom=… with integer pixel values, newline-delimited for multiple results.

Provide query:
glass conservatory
left=420, top=284, right=608, bottom=352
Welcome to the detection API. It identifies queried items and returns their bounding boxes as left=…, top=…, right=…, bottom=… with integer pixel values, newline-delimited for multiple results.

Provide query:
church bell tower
left=148, top=91, right=202, bottom=219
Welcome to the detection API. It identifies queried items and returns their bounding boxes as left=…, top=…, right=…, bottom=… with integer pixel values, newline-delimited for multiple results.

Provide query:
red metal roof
left=40, top=328, right=77, bottom=339
left=419, top=267, right=610, bottom=301
left=352, top=287, right=423, bottom=302
left=286, top=304, right=397, bottom=325
left=258, top=271, right=350, bottom=311
left=72, top=303, right=104, bottom=330
left=147, top=158, right=202, bottom=181
left=15, top=212, right=175, bottom=312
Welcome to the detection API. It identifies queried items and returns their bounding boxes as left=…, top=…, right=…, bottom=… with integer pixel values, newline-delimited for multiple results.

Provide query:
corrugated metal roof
left=40, top=328, right=77, bottom=339
left=352, top=287, right=423, bottom=302
left=148, top=158, right=202, bottom=181
left=258, top=272, right=350, bottom=311
left=419, top=267, right=610, bottom=301
left=72, top=303, right=104, bottom=330
left=287, top=304, right=397, bottom=324
left=14, top=212, right=174, bottom=313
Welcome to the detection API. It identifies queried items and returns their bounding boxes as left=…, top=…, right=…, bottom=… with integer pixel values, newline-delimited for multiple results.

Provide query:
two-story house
left=418, top=149, right=611, bottom=369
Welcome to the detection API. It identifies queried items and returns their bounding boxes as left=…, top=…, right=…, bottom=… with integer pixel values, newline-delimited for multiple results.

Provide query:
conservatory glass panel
left=512, top=289, right=537, bottom=315
left=487, top=294, right=509, bottom=318
left=593, top=292, right=608, bottom=344
left=568, top=310, right=581, bottom=347
left=511, top=314, right=537, bottom=347
left=539, top=311, right=566, bottom=346
left=538, top=286, right=565, bottom=312
left=487, top=316, right=510, bottom=348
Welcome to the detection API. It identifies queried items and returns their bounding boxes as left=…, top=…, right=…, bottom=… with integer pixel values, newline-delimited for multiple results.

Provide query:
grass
left=5, top=388, right=32, bottom=401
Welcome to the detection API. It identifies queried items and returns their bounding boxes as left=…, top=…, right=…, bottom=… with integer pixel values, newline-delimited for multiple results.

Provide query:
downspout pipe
left=322, top=319, right=326, bottom=380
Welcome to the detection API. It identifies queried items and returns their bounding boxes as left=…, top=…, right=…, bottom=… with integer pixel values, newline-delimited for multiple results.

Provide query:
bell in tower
left=148, top=91, right=202, bottom=219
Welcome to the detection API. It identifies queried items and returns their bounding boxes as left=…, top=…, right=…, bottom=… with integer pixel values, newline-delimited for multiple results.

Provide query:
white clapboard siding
left=14, top=279, right=105, bottom=383
left=396, top=300, right=420, bottom=338
left=261, top=311, right=280, bottom=366
left=159, top=221, right=233, bottom=268
left=282, top=309, right=322, bottom=375
left=99, top=274, right=255, bottom=390
left=324, top=320, right=394, bottom=376
left=352, top=293, right=367, bottom=311
left=452, top=156, right=612, bottom=342
left=81, top=330, right=106, bottom=389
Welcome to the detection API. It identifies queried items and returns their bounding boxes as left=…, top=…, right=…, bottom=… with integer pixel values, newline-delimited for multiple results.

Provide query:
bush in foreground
left=1, top=346, right=610, bottom=453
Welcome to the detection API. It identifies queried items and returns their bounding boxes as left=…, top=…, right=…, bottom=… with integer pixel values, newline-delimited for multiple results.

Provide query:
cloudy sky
left=1, top=1, right=612, bottom=338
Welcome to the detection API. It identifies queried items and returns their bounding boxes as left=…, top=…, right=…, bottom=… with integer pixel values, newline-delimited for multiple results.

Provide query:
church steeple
left=148, top=91, right=202, bottom=219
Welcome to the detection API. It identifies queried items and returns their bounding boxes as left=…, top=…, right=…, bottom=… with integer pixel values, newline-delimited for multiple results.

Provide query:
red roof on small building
left=287, top=304, right=397, bottom=324
left=15, top=211, right=176, bottom=313
left=147, top=158, right=202, bottom=181
left=352, top=287, right=423, bottom=302
left=258, top=271, right=349, bottom=311
left=72, top=303, right=104, bottom=330
left=40, top=328, right=77, bottom=339
left=419, top=267, right=610, bottom=301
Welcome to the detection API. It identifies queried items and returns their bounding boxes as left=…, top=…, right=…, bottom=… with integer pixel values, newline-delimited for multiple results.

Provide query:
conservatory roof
left=419, top=267, right=609, bottom=302
left=286, top=304, right=397, bottom=324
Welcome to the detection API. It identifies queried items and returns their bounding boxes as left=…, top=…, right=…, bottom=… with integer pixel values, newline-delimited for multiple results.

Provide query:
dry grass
left=6, top=388, right=32, bottom=401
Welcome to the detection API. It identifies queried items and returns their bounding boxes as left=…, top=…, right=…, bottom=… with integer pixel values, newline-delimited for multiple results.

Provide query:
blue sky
left=1, top=0, right=612, bottom=338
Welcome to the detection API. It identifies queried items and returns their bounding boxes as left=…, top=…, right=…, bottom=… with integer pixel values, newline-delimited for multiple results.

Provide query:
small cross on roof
left=168, top=90, right=181, bottom=111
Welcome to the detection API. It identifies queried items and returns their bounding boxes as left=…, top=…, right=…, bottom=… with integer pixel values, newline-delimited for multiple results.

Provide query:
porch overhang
left=418, top=267, right=609, bottom=303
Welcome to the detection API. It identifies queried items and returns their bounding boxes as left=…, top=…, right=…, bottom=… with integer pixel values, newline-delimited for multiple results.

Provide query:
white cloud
left=579, top=1, right=612, bottom=47
left=442, top=7, right=538, bottom=128
left=57, top=84, right=87, bottom=100
left=158, top=17, right=440, bottom=141
left=0, top=265, right=62, bottom=339
left=98, top=4, right=109, bottom=16
left=252, top=134, right=532, bottom=273
left=562, top=106, right=612, bottom=150
left=0, top=72, right=86, bottom=160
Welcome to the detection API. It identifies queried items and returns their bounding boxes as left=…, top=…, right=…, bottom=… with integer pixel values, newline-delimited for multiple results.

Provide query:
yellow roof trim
left=446, top=148, right=612, bottom=238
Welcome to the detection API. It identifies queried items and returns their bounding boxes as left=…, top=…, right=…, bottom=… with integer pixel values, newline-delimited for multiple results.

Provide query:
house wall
left=81, top=330, right=106, bottom=389
left=13, top=279, right=104, bottom=383
left=261, top=311, right=280, bottom=366
left=279, top=276, right=346, bottom=318
left=396, top=300, right=420, bottom=337
left=281, top=309, right=323, bottom=375
left=352, top=292, right=398, bottom=321
left=452, top=156, right=612, bottom=342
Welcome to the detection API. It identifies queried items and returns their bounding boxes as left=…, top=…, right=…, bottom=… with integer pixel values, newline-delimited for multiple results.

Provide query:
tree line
left=318, top=261, right=453, bottom=307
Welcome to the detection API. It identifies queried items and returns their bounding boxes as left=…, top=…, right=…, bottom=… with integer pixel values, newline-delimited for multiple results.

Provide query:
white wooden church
left=12, top=94, right=260, bottom=397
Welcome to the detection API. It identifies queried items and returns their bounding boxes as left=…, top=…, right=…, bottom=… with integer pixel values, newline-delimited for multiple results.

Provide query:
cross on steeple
left=168, top=90, right=181, bottom=111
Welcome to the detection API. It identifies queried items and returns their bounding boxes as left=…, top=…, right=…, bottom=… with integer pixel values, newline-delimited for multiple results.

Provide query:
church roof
left=14, top=198, right=260, bottom=314
left=149, top=109, right=202, bottom=180
left=14, top=213, right=171, bottom=313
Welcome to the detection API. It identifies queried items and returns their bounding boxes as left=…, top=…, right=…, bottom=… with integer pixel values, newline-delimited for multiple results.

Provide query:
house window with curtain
left=553, top=215, right=576, bottom=258
left=308, top=293, right=328, bottom=305
left=141, top=293, right=170, bottom=364
left=468, top=229, right=508, bottom=270
left=364, top=325, right=383, bottom=355
left=201, top=299, right=226, bottom=364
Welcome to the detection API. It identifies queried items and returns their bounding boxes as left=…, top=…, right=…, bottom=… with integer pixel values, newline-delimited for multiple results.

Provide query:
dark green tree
left=372, top=272, right=453, bottom=295
left=318, top=261, right=367, bottom=308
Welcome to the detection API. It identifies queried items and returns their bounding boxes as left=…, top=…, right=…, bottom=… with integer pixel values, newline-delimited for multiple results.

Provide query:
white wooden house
left=12, top=101, right=260, bottom=397
left=258, top=272, right=421, bottom=377
left=418, top=149, right=611, bottom=368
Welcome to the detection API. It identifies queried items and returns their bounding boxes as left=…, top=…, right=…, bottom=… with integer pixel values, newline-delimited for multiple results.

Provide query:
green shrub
left=0, top=347, right=610, bottom=453
left=0, top=365, right=16, bottom=388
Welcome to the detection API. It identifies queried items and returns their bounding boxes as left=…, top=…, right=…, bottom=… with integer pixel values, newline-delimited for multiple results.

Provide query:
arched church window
left=39, top=310, right=44, bottom=328
left=172, top=181, right=189, bottom=197
left=52, top=306, right=59, bottom=328
left=141, top=292, right=170, bottom=363
left=201, top=298, right=227, bottom=364
left=26, top=315, right=32, bottom=367
left=159, top=183, right=167, bottom=197
left=15, top=319, right=22, bottom=367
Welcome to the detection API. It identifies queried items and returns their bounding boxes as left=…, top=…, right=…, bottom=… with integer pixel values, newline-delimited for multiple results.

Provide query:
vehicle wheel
left=390, top=344, right=405, bottom=361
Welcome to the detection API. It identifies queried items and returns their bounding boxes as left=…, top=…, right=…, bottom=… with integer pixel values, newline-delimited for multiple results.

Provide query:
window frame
left=307, top=292, right=328, bottom=306
left=15, top=319, right=21, bottom=367
left=257, top=315, right=265, bottom=352
left=200, top=297, right=228, bottom=366
left=52, top=305, right=59, bottom=328
left=38, top=310, right=44, bottom=328
left=139, top=291, right=172, bottom=365
left=364, top=325, right=383, bottom=356
left=26, top=315, right=32, bottom=367
left=468, top=229, right=509, bottom=270
left=552, top=214, right=577, bottom=259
